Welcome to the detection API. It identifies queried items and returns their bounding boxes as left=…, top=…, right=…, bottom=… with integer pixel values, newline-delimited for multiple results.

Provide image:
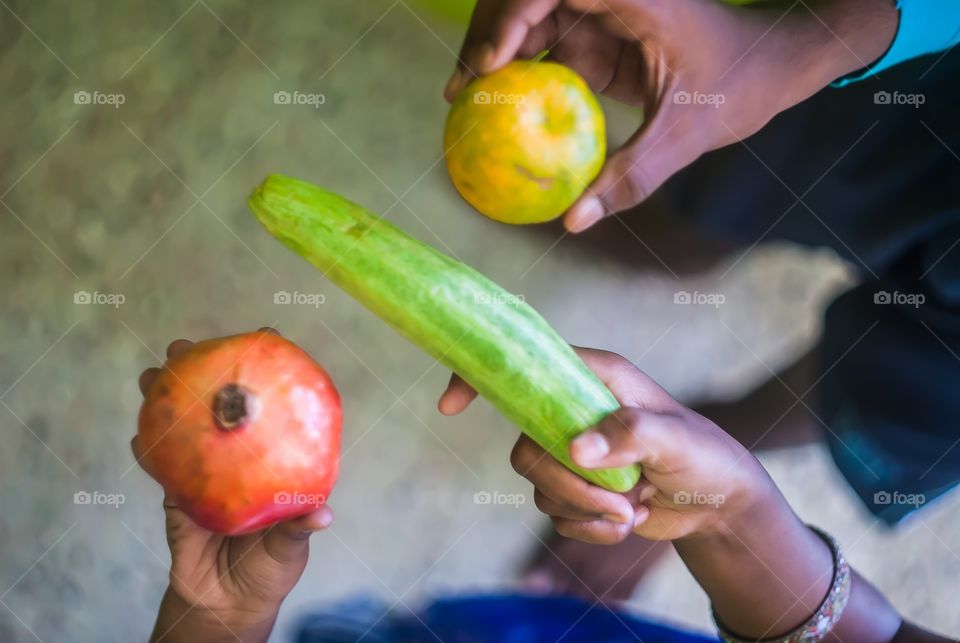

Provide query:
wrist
left=152, top=586, right=280, bottom=643
left=675, top=473, right=835, bottom=638
left=168, top=577, right=287, bottom=625
left=804, top=0, right=898, bottom=80
left=753, top=0, right=899, bottom=109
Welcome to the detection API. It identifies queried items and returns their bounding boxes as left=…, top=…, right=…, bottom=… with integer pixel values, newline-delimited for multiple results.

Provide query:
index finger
left=511, top=434, right=634, bottom=522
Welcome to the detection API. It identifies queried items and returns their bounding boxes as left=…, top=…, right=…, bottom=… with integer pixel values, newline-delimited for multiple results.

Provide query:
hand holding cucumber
left=441, top=346, right=772, bottom=544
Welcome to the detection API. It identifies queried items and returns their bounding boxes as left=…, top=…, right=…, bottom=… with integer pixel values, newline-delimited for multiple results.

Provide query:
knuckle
left=623, top=163, right=655, bottom=205
left=558, top=494, right=592, bottom=516
left=601, top=524, right=632, bottom=545
left=607, top=407, right=642, bottom=441
left=611, top=358, right=641, bottom=381
left=592, top=348, right=634, bottom=375
left=649, top=412, right=684, bottom=442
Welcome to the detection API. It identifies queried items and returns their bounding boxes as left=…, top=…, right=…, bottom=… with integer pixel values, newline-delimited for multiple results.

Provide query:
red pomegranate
left=137, top=331, right=341, bottom=535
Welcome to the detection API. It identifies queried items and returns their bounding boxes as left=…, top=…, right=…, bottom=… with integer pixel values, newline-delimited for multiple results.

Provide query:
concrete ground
left=1, top=1, right=958, bottom=641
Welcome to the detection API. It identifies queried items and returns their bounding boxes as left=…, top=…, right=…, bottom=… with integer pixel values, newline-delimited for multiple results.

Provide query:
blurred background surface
left=0, top=0, right=958, bottom=641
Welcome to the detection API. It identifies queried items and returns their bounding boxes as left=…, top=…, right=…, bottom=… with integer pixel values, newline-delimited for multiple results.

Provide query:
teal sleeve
left=833, top=0, right=960, bottom=87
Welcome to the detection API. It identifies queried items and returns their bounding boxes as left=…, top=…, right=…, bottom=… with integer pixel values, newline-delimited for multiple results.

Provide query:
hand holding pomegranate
left=133, top=330, right=342, bottom=642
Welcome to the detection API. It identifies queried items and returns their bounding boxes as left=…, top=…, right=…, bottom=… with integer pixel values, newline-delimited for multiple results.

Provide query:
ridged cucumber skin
left=249, top=174, right=641, bottom=492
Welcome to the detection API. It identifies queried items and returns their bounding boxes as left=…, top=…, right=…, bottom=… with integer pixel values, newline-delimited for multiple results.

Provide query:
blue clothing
left=296, top=593, right=718, bottom=643
left=836, top=0, right=960, bottom=86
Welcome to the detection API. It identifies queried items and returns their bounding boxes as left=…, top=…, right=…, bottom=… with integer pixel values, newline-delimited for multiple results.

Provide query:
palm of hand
left=164, top=504, right=306, bottom=616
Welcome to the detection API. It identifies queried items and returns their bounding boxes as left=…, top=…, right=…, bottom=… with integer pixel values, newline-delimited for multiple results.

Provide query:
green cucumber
left=249, top=174, right=640, bottom=492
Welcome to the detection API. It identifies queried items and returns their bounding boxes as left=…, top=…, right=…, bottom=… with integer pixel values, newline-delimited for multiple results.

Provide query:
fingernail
left=574, top=432, right=609, bottom=464
left=444, top=67, right=463, bottom=99
left=566, top=197, right=604, bottom=233
left=603, top=512, right=631, bottom=525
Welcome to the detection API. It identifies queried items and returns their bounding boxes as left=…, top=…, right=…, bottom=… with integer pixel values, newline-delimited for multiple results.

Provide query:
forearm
left=149, top=587, right=278, bottom=643
left=674, top=476, right=902, bottom=641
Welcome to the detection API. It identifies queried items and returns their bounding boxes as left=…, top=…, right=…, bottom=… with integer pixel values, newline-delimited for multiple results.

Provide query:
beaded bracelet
left=713, top=526, right=852, bottom=643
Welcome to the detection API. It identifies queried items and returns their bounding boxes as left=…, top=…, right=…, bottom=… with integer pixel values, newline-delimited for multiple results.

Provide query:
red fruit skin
left=137, top=331, right=341, bottom=535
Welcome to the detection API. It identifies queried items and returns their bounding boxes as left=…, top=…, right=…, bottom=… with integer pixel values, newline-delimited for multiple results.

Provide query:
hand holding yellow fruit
left=444, top=60, right=605, bottom=225
left=443, top=0, right=892, bottom=233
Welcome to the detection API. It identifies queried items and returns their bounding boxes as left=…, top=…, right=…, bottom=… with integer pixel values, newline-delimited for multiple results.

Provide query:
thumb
left=564, top=115, right=697, bottom=232
left=262, top=506, right=334, bottom=565
left=570, top=407, right=681, bottom=469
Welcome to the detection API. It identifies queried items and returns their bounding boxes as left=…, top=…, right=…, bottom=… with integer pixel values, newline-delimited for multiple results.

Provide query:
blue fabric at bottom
left=296, top=593, right=719, bottom=643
